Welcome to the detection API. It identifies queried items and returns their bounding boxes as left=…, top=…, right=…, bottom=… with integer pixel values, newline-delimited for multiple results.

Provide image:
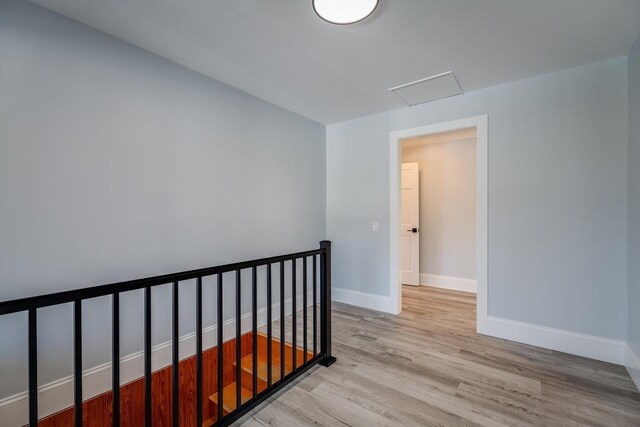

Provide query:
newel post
left=319, top=240, right=336, bottom=367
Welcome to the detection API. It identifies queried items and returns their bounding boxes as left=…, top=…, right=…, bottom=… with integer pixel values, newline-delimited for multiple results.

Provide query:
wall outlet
left=372, top=221, right=379, bottom=232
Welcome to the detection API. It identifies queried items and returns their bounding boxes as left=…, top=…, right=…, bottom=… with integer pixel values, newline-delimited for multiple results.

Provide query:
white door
left=401, top=162, right=420, bottom=285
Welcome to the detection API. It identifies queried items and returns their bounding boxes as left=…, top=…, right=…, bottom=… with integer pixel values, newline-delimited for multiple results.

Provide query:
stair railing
left=0, top=241, right=335, bottom=427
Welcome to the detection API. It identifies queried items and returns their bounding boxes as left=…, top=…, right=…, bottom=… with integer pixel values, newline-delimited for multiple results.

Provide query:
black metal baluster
left=28, top=308, right=38, bottom=427
left=144, top=286, right=152, bottom=427
left=313, top=255, right=317, bottom=357
left=291, top=259, right=297, bottom=372
left=303, top=257, right=308, bottom=364
left=172, top=281, right=179, bottom=426
left=74, top=300, right=83, bottom=426
left=216, top=274, right=223, bottom=421
left=252, top=266, right=257, bottom=397
left=235, top=270, right=242, bottom=410
left=319, top=241, right=336, bottom=367
left=196, top=278, right=203, bottom=427
left=279, top=261, right=285, bottom=380
left=112, top=293, right=120, bottom=427
left=266, top=264, right=273, bottom=388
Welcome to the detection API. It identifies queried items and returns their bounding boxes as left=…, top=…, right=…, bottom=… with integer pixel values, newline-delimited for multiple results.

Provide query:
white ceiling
left=31, top=0, right=640, bottom=124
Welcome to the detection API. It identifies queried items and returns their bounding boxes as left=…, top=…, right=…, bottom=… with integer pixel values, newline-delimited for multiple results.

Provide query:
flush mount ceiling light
left=313, top=0, right=379, bottom=25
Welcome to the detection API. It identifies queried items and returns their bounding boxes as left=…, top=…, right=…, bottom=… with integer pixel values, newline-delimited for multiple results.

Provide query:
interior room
left=401, top=128, right=477, bottom=290
left=1, top=1, right=639, bottom=426
left=400, top=128, right=478, bottom=319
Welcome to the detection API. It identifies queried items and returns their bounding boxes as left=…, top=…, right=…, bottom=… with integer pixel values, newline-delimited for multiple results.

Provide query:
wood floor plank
left=239, top=286, right=640, bottom=426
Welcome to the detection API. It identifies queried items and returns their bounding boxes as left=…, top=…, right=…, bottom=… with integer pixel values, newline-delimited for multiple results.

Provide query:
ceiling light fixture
left=313, top=0, right=379, bottom=25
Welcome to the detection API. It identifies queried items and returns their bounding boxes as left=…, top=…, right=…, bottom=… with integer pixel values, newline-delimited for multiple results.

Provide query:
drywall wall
left=0, top=0, right=325, bottom=402
left=628, top=36, right=640, bottom=370
left=327, top=57, right=628, bottom=340
left=401, top=138, right=476, bottom=280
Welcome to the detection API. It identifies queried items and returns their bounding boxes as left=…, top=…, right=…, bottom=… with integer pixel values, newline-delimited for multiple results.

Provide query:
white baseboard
left=625, top=344, right=640, bottom=391
left=478, top=316, right=626, bottom=365
left=420, top=273, right=477, bottom=293
left=333, top=287, right=627, bottom=368
left=0, top=293, right=314, bottom=426
left=332, top=287, right=397, bottom=314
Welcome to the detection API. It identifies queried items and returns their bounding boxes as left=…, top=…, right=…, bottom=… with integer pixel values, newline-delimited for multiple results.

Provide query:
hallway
left=241, top=286, right=640, bottom=426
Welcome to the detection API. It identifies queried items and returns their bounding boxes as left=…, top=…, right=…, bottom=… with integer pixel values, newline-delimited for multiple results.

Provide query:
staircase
left=208, top=332, right=314, bottom=420
left=3, top=242, right=334, bottom=427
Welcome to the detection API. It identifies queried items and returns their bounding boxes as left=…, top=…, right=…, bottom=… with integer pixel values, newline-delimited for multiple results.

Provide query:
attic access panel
left=389, top=71, right=463, bottom=106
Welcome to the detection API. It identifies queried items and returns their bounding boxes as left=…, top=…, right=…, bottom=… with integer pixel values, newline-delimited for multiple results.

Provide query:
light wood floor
left=241, top=286, right=640, bottom=426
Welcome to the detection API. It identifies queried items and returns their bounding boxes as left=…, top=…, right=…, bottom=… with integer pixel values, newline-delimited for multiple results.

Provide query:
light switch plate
left=372, top=221, right=379, bottom=232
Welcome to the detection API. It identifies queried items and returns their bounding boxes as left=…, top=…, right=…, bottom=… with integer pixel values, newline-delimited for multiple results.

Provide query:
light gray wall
left=0, top=0, right=325, bottom=398
left=628, top=36, right=640, bottom=355
left=327, top=57, right=628, bottom=340
left=402, top=139, right=476, bottom=279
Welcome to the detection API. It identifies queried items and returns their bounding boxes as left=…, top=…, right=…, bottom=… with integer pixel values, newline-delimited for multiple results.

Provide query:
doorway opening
left=389, top=116, right=488, bottom=333
left=401, top=127, right=477, bottom=290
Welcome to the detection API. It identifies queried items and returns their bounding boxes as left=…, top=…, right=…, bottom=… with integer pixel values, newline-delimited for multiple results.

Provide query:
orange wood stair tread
left=237, top=350, right=314, bottom=379
left=208, top=334, right=316, bottom=418
left=239, top=353, right=287, bottom=381
left=209, top=382, right=253, bottom=415
left=255, top=331, right=315, bottom=360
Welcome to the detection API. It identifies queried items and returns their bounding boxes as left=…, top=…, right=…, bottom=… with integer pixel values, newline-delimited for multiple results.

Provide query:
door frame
left=389, top=115, right=488, bottom=332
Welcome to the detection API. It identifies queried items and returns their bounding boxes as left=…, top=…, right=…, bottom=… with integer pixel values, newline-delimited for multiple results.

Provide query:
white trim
left=389, top=115, right=488, bottom=325
left=332, top=287, right=396, bottom=314
left=420, top=274, right=477, bottom=293
left=479, top=316, right=625, bottom=365
left=625, top=344, right=640, bottom=391
left=0, top=293, right=314, bottom=426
